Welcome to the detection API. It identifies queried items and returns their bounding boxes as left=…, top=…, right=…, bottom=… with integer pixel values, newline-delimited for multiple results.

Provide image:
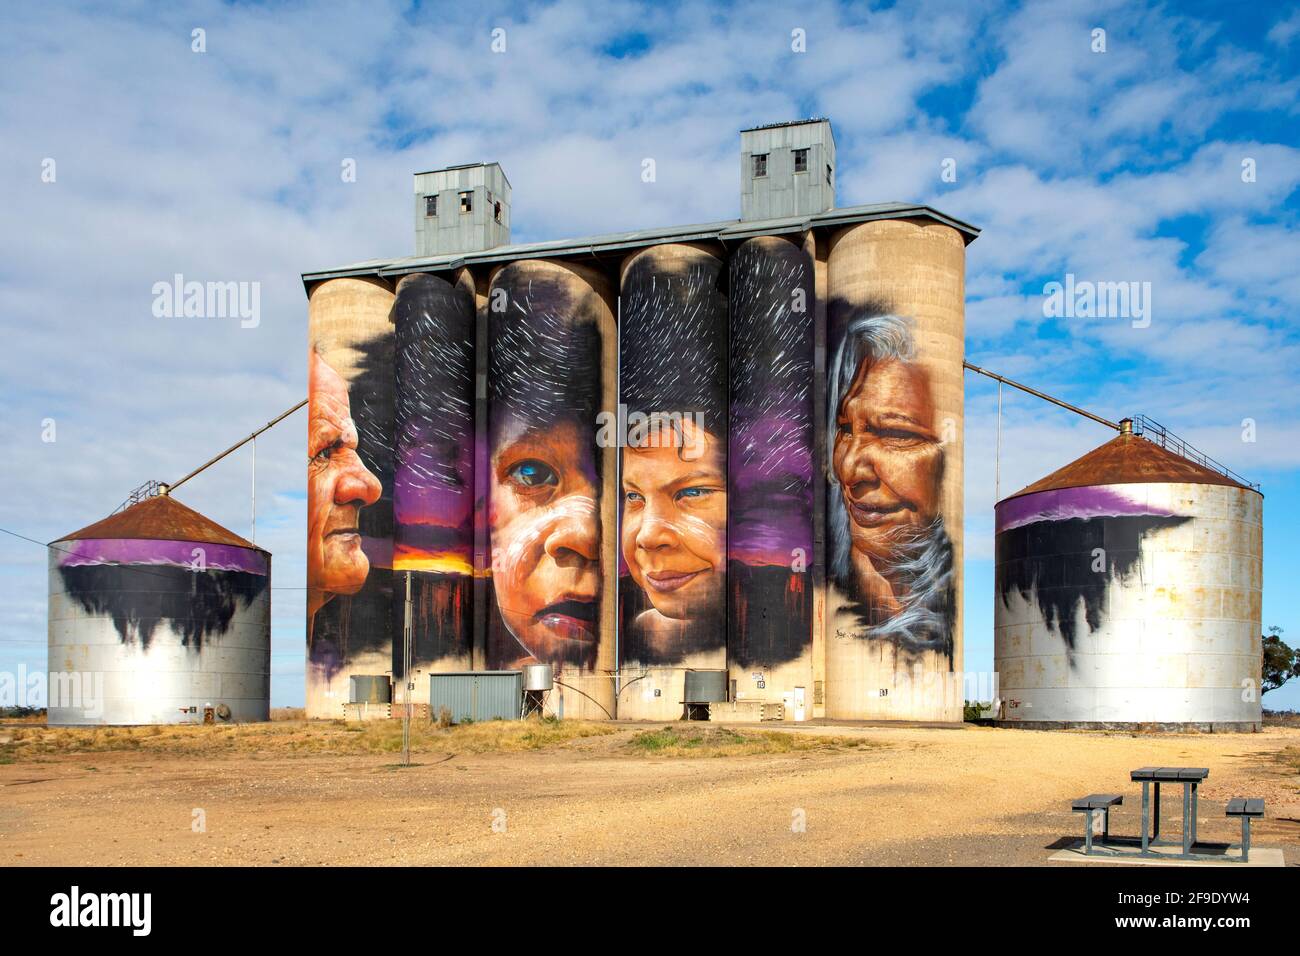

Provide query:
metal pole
left=613, top=292, right=621, bottom=714
left=963, top=361, right=1120, bottom=431
left=250, top=436, right=256, bottom=544
left=995, top=380, right=1002, bottom=502
left=168, top=398, right=308, bottom=494
left=403, top=570, right=413, bottom=766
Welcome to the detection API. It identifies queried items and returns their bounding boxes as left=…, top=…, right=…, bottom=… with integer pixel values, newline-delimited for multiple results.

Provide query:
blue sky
left=1, top=0, right=1297, bottom=710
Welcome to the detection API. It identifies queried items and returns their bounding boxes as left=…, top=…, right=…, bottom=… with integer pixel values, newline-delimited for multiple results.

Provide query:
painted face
left=622, top=417, right=727, bottom=621
left=833, top=357, right=942, bottom=562
left=489, top=418, right=600, bottom=663
left=308, top=350, right=382, bottom=598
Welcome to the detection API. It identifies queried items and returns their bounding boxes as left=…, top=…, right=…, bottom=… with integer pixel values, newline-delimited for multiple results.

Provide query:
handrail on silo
left=1130, top=414, right=1260, bottom=491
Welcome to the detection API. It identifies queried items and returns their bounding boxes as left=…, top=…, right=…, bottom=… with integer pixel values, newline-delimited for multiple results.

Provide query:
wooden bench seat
left=1072, top=794, right=1122, bottom=853
left=1225, top=797, right=1264, bottom=862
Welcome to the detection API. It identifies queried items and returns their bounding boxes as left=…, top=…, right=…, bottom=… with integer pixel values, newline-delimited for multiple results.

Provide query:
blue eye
left=508, top=459, right=557, bottom=488
left=676, top=487, right=712, bottom=501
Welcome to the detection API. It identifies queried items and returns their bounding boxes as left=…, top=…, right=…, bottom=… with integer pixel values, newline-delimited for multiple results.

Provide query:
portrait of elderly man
left=827, top=310, right=955, bottom=659
left=307, top=345, right=383, bottom=639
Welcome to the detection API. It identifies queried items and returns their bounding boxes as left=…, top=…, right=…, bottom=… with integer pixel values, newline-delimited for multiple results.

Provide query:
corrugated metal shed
left=52, top=494, right=264, bottom=550
left=429, top=671, right=523, bottom=722
left=1000, top=432, right=1258, bottom=503
left=301, top=202, right=980, bottom=289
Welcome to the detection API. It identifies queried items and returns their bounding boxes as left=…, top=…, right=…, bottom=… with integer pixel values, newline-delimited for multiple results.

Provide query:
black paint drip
left=60, top=563, right=267, bottom=651
left=996, top=514, right=1190, bottom=652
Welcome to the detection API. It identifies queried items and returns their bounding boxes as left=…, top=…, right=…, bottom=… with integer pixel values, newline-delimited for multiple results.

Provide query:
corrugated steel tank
left=47, top=494, right=271, bottom=726
left=995, top=427, right=1263, bottom=730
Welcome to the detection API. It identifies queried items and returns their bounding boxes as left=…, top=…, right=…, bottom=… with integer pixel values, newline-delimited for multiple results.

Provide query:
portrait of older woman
left=619, top=245, right=728, bottom=666
left=827, top=310, right=955, bottom=658
left=486, top=262, right=608, bottom=671
left=307, top=345, right=383, bottom=637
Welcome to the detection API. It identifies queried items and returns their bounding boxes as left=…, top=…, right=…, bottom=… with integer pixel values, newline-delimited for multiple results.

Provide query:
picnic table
left=1130, top=766, right=1208, bottom=858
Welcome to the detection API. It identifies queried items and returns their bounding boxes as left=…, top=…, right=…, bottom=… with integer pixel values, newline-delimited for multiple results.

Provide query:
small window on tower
left=459, top=190, right=473, bottom=213
left=753, top=153, right=768, bottom=178
left=826, top=164, right=833, bottom=185
left=794, top=148, right=809, bottom=173
left=424, top=195, right=438, bottom=217
left=494, top=200, right=502, bottom=223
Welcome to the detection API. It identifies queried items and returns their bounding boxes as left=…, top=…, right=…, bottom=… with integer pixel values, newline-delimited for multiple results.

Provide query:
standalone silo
left=48, top=493, right=271, bottom=725
left=995, top=421, right=1262, bottom=731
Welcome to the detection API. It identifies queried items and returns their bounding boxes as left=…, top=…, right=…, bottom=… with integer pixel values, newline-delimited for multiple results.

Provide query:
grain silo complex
left=994, top=420, right=1263, bottom=731
left=303, top=118, right=978, bottom=722
left=47, top=493, right=271, bottom=726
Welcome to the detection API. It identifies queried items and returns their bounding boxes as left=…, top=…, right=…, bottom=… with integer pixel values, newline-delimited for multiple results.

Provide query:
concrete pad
left=1049, top=840, right=1285, bottom=867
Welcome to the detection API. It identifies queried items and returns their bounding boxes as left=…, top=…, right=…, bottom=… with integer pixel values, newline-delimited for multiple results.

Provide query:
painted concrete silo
left=618, top=242, right=729, bottom=720
left=391, top=272, right=477, bottom=683
left=48, top=494, right=270, bottom=725
left=485, top=258, right=618, bottom=719
left=995, top=424, right=1263, bottom=730
left=823, top=219, right=966, bottom=721
left=306, top=276, right=395, bottom=718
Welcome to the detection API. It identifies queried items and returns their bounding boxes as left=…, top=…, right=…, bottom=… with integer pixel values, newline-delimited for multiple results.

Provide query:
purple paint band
left=56, top=538, right=267, bottom=575
left=996, top=486, right=1178, bottom=534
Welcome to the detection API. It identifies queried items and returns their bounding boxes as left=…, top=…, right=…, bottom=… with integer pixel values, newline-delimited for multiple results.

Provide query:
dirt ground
left=2, top=721, right=1297, bottom=866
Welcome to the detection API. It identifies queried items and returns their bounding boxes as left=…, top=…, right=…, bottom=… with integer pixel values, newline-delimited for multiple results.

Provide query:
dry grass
left=1275, top=746, right=1300, bottom=775
left=0, top=717, right=617, bottom=761
left=0, top=719, right=888, bottom=763
left=626, top=725, right=881, bottom=757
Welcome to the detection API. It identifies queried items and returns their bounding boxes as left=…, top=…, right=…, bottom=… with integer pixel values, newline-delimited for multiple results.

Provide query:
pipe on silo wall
left=617, top=242, right=729, bottom=720
left=726, top=236, right=816, bottom=718
left=306, top=276, right=396, bottom=719
left=485, top=259, right=617, bottom=719
left=824, top=219, right=966, bottom=721
left=454, top=265, right=493, bottom=673
left=391, top=274, right=476, bottom=687
left=995, top=482, right=1263, bottom=730
left=48, top=539, right=270, bottom=725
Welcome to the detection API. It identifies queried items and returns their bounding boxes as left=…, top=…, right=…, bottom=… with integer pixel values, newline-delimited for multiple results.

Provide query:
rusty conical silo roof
left=999, top=432, right=1257, bottom=504
left=51, top=494, right=264, bottom=551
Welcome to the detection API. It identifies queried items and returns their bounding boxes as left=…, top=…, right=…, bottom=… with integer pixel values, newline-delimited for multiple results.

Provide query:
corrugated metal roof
left=52, top=494, right=265, bottom=551
left=740, top=117, right=829, bottom=132
left=999, top=433, right=1259, bottom=504
left=301, top=202, right=980, bottom=288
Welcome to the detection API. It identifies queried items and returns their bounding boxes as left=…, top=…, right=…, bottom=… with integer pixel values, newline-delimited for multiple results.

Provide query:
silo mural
left=727, top=236, right=815, bottom=714
left=301, top=211, right=976, bottom=722
left=486, top=260, right=617, bottom=717
left=392, top=273, right=476, bottom=675
left=995, top=430, right=1263, bottom=730
left=618, top=243, right=729, bottom=719
left=824, top=220, right=965, bottom=721
left=306, top=277, right=395, bottom=718
left=48, top=495, right=270, bottom=725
